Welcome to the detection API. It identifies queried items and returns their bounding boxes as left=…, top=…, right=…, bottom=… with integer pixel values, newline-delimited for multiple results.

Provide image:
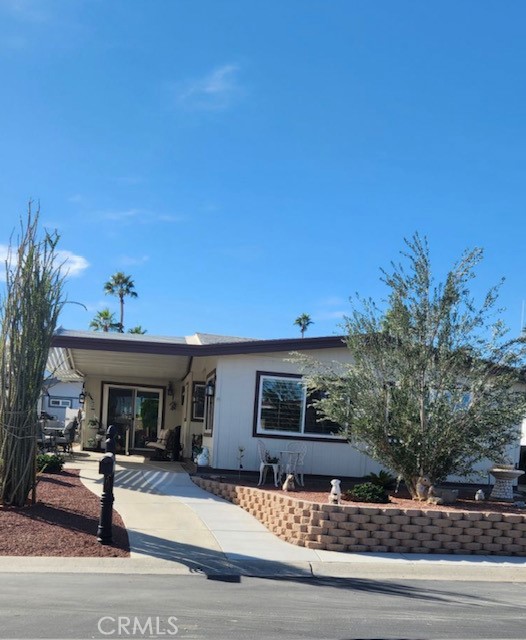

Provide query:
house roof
left=48, top=328, right=345, bottom=381
left=187, top=332, right=257, bottom=345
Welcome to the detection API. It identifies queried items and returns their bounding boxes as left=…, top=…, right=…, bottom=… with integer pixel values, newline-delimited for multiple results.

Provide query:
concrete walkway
left=2, top=453, right=526, bottom=580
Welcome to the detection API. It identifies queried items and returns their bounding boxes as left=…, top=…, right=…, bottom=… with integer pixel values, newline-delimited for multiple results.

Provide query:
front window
left=304, top=389, right=341, bottom=436
left=192, top=382, right=205, bottom=421
left=255, top=372, right=341, bottom=438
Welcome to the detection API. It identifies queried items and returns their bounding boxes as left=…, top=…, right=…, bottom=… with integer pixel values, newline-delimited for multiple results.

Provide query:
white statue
left=195, top=446, right=209, bottom=466
left=328, top=479, right=342, bottom=505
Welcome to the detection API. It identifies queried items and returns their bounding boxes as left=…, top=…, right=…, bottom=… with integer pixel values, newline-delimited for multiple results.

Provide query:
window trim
left=252, top=371, right=346, bottom=441
left=49, top=398, right=73, bottom=408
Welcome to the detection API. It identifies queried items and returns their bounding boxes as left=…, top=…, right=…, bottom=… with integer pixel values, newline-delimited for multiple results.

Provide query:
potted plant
left=86, top=418, right=104, bottom=450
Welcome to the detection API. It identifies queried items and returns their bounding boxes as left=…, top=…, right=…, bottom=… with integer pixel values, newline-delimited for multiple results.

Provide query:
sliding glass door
left=104, top=385, right=163, bottom=453
left=133, top=390, right=160, bottom=448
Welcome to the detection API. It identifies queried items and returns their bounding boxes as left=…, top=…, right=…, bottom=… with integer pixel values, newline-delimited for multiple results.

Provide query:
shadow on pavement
left=127, top=528, right=496, bottom=605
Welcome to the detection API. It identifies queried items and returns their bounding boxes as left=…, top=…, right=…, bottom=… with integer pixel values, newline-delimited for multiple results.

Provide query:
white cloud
left=0, top=244, right=9, bottom=273
left=56, top=250, right=89, bottom=277
left=0, top=245, right=88, bottom=280
left=174, top=64, right=242, bottom=111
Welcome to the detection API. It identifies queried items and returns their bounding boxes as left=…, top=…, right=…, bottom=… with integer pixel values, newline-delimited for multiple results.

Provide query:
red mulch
left=0, top=470, right=129, bottom=557
left=257, top=486, right=526, bottom=513
left=203, top=473, right=526, bottom=514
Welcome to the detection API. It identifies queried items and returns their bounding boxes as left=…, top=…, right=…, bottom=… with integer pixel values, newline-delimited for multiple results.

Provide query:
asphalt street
left=1, top=573, right=525, bottom=640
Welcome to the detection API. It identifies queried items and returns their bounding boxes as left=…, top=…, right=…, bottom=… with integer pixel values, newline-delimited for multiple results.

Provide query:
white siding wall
left=212, top=349, right=385, bottom=477
left=447, top=442, right=522, bottom=485
left=211, top=349, right=523, bottom=482
left=78, top=348, right=524, bottom=483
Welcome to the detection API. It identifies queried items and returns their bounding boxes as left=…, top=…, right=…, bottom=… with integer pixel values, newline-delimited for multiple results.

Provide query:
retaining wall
left=192, top=477, right=526, bottom=556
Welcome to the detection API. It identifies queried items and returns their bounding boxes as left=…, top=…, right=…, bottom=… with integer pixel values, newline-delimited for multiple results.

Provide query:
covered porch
left=47, top=329, right=218, bottom=460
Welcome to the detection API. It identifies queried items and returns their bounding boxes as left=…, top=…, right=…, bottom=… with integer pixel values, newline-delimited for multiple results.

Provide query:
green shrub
left=36, top=453, right=65, bottom=474
left=345, top=482, right=390, bottom=504
left=364, top=470, right=397, bottom=489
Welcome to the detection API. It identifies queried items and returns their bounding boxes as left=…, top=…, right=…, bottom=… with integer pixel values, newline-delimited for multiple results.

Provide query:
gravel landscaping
left=0, top=469, right=129, bottom=557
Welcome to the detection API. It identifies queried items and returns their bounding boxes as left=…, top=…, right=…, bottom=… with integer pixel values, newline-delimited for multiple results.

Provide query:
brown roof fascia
left=206, top=335, right=346, bottom=356
left=50, top=334, right=346, bottom=357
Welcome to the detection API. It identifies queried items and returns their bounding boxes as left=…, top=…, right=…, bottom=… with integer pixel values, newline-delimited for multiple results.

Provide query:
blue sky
left=0, top=0, right=525, bottom=339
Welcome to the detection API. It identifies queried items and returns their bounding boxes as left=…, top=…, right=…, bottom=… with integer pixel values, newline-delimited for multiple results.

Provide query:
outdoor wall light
left=167, top=381, right=175, bottom=397
left=79, top=389, right=94, bottom=407
left=205, top=381, right=215, bottom=397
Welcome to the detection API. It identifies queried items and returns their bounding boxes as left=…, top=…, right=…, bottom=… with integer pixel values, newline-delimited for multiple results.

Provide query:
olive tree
left=300, top=234, right=526, bottom=498
left=0, top=206, right=67, bottom=506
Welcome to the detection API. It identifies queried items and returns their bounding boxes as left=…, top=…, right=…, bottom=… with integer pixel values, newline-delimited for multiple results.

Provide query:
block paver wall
left=192, top=478, right=526, bottom=556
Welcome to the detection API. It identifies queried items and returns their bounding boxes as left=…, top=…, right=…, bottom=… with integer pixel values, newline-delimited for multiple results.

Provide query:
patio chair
left=286, top=442, right=307, bottom=486
left=257, top=439, right=280, bottom=487
left=56, top=418, right=78, bottom=455
left=37, top=426, right=55, bottom=453
left=146, top=428, right=173, bottom=460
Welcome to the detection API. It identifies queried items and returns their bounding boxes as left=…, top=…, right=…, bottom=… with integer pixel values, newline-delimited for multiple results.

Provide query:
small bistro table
left=257, top=462, right=280, bottom=487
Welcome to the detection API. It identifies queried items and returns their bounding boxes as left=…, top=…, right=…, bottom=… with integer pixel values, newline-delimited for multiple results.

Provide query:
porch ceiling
left=49, top=347, right=190, bottom=382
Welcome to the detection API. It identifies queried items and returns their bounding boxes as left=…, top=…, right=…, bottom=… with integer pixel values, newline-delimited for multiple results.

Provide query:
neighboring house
left=48, top=328, right=524, bottom=480
left=40, top=378, right=83, bottom=424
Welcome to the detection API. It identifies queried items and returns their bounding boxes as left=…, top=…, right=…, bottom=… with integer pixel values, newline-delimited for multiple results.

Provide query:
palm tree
left=128, top=325, right=147, bottom=335
left=294, top=313, right=313, bottom=338
left=104, top=272, right=138, bottom=333
left=90, top=308, right=120, bottom=332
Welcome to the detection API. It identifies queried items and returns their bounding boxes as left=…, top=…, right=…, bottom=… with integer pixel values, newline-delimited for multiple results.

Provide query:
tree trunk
left=0, top=413, right=38, bottom=506
left=0, top=207, right=66, bottom=507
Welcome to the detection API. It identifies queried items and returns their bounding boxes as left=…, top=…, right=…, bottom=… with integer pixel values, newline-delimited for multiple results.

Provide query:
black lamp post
left=97, top=425, right=117, bottom=544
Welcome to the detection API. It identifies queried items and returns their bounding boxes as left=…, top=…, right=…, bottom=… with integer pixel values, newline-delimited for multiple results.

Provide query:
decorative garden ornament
left=328, top=479, right=342, bottom=505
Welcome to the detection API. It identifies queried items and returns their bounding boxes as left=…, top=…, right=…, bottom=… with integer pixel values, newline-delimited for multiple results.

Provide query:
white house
left=47, top=328, right=525, bottom=481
